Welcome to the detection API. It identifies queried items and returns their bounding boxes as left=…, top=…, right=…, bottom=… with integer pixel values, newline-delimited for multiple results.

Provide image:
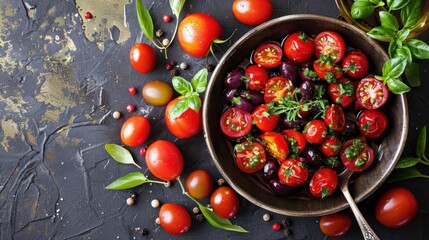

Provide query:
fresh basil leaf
left=401, top=0, right=422, bottom=27
left=396, top=28, right=410, bottom=42
left=198, top=204, right=248, bottom=233
left=169, top=97, right=189, bottom=120
left=369, top=0, right=381, bottom=4
left=386, top=77, right=411, bottom=94
left=172, top=76, right=193, bottom=95
left=382, top=57, right=407, bottom=78
left=416, top=126, right=427, bottom=158
left=406, top=39, right=429, bottom=59
left=386, top=167, right=429, bottom=183
left=388, top=40, right=400, bottom=59
left=395, top=156, right=421, bottom=168
left=379, top=11, right=399, bottom=31
left=105, top=144, right=141, bottom=169
left=395, top=45, right=412, bottom=63
left=351, top=0, right=378, bottom=19
left=187, top=94, right=201, bottom=112
left=405, top=61, right=421, bottom=87
left=136, top=0, right=154, bottom=41
left=367, top=26, right=395, bottom=42
left=191, top=68, right=208, bottom=93
left=168, top=0, right=185, bottom=17
left=106, top=172, right=148, bottom=190
left=387, top=0, right=411, bottom=10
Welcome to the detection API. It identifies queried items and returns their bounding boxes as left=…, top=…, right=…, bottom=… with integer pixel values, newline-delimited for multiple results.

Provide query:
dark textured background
left=0, top=0, right=428, bottom=239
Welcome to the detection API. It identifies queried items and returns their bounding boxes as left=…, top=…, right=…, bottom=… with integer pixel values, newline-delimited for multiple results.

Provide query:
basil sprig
left=387, top=126, right=429, bottom=183
left=106, top=172, right=166, bottom=190
left=105, top=143, right=141, bottom=169
left=170, top=68, right=208, bottom=120
left=351, top=0, right=429, bottom=88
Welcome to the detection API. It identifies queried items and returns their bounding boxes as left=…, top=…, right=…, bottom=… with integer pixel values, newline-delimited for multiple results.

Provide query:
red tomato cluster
left=220, top=30, right=391, bottom=198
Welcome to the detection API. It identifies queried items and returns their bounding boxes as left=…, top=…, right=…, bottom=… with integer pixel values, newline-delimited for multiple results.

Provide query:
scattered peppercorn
left=192, top=207, right=200, bottom=214
left=165, top=63, right=173, bottom=71
left=263, top=213, right=271, bottom=221
left=179, top=62, right=188, bottom=70
left=207, top=64, right=215, bottom=72
left=170, top=69, right=179, bottom=76
left=155, top=29, right=163, bottom=37
left=163, top=14, right=172, bottom=23
left=139, top=228, right=149, bottom=236
left=126, top=197, right=135, bottom=206
left=126, top=104, right=135, bottom=112
left=162, top=38, right=170, bottom=47
left=151, top=199, right=160, bottom=208
left=283, top=228, right=291, bottom=237
left=128, top=86, right=137, bottom=95
left=217, top=178, right=225, bottom=186
left=84, top=11, right=93, bottom=19
left=241, top=198, right=248, bottom=207
left=112, top=111, right=121, bottom=119
left=164, top=181, right=171, bottom=187
left=139, top=147, right=146, bottom=156
left=195, top=213, right=204, bottom=222
left=272, top=222, right=281, bottom=231
left=282, top=218, right=291, bottom=226
left=155, top=217, right=160, bottom=225
left=130, top=192, right=137, bottom=199
left=169, top=60, right=177, bottom=66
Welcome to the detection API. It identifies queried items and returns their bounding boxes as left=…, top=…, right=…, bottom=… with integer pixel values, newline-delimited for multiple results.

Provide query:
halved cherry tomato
left=220, top=107, right=253, bottom=138
left=232, top=0, right=273, bottom=26
left=313, top=58, right=343, bottom=83
left=253, top=42, right=282, bottom=68
left=324, top=104, right=346, bottom=132
left=159, top=203, right=191, bottom=235
left=234, top=141, right=267, bottom=173
left=210, top=186, right=240, bottom=219
left=309, top=168, right=338, bottom=198
left=321, top=135, right=342, bottom=157
left=260, top=132, right=289, bottom=162
left=283, top=32, right=315, bottom=64
left=245, top=64, right=269, bottom=91
left=314, top=31, right=346, bottom=63
left=282, top=129, right=306, bottom=158
left=356, top=77, right=389, bottom=110
left=278, top=158, right=309, bottom=187
left=303, top=119, right=328, bottom=144
left=327, top=77, right=356, bottom=108
left=252, top=104, right=279, bottom=132
left=320, top=212, right=352, bottom=237
left=264, top=76, right=295, bottom=103
left=358, top=109, right=388, bottom=138
left=342, top=50, right=370, bottom=79
left=340, top=138, right=374, bottom=172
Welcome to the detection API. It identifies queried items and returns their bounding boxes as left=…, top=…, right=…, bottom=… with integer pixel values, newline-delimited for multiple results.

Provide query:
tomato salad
left=220, top=31, right=390, bottom=199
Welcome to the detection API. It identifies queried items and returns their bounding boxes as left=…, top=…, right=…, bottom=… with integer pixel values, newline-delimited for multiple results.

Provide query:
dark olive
left=322, top=156, right=345, bottom=172
left=262, top=159, right=280, bottom=182
left=240, top=90, right=265, bottom=106
left=342, top=119, right=359, bottom=137
left=303, top=145, right=323, bottom=166
left=223, top=68, right=244, bottom=89
left=279, top=61, right=298, bottom=83
left=231, top=96, right=255, bottom=113
left=269, top=179, right=296, bottom=196
left=300, top=81, right=315, bottom=100
left=223, top=88, right=238, bottom=103
left=279, top=115, right=308, bottom=130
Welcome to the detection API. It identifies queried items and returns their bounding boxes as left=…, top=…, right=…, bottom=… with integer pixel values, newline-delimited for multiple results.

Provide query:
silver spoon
left=338, top=169, right=380, bottom=240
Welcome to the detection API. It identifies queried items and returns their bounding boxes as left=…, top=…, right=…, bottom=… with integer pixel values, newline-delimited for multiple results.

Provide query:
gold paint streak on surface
left=0, top=91, right=30, bottom=115
left=0, top=119, right=21, bottom=151
left=75, top=0, right=131, bottom=47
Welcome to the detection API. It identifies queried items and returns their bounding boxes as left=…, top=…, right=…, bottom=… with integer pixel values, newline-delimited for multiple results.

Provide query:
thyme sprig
left=267, top=97, right=328, bottom=122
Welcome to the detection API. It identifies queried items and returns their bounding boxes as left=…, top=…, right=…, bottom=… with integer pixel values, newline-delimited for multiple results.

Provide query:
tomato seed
left=126, top=104, right=135, bottom=112
left=128, top=86, right=137, bottom=95
left=272, top=223, right=281, bottom=231
left=84, top=11, right=93, bottom=19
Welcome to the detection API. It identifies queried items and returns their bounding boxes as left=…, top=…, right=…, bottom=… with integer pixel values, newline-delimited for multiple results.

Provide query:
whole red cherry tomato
left=165, top=96, right=202, bottom=138
left=260, top=131, right=289, bottom=162
left=232, top=0, right=272, bottom=26
left=309, top=168, right=338, bottom=198
left=253, top=42, right=282, bottom=68
left=303, top=119, right=328, bottom=144
left=159, top=203, right=191, bottom=235
left=245, top=64, right=269, bottom=91
left=358, top=109, right=388, bottom=138
left=375, top=187, right=418, bottom=228
left=252, top=104, right=280, bottom=132
left=319, top=212, right=352, bottom=237
left=324, top=104, right=346, bottom=132
left=283, top=32, right=315, bottom=64
left=178, top=13, right=222, bottom=57
left=120, top=116, right=150, bottom=147
left=185, top=170, right=214, bottom=199
left=314, top=31, right=346, bottom=63
left=278, top=158, right=309, bottom=187
left=142, top=80, right=173, bottom=106
left=342, top=50, right=370, bottom=79
left=220, top=107, right=253, bottom=138
left=356, top=77, right=389, bottom=110
left=129, top=43, right=157, bottom=74
left=340, top=138, right=374, bottom=172
left=210, top=186, right=240, bottom=219
left=321, top=135, right=342, bottom=157
left=234, top=141, right=267, bottom=173
left=145, top=140, right=183, bottom=181
left=282, top=129, right=307, bottom=158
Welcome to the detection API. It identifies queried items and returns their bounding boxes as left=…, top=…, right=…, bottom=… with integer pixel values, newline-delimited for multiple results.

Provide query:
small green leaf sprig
left=169, top=68, right=208, bottom=120
left=351, top=0, right=429, bottom=88
left=136, top=0, right=186, bottom=58
left=387, top=126, right=429, bottom=183
left=104, top=143, right=248, bottom=233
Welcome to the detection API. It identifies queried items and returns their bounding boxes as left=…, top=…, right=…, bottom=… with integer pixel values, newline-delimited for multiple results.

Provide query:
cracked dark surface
left=0, top=0, right=428, bottom=239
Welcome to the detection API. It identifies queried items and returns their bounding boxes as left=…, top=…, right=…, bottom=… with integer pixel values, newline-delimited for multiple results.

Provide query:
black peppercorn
left=207, top=64, right=215, bottom=72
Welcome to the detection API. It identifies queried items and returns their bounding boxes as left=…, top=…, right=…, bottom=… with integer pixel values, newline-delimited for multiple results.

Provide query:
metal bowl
left=203, top=14, right=408, bottom=217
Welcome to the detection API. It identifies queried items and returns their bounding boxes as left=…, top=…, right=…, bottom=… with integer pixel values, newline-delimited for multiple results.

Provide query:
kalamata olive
left=342, top=119, right=359, bottom=137
left=231, top=96, right=255, bottom=113
left=299, top=67, right=319, bottom=82
left=300, top=81, right=315, bottom=100
left=279, top=61, right=298, bottom=83
left=223, top=88, right=238, bottom=103
left=269, top=179, right=296, bottom=196
left=303, top=145, right=323, bottom=166
left=240, top=90, right=265, bottom=106
left=279, top=115, right=308, bottom=130
left=262, top=159, right=280, bottom=182
left=322, top=156, right=345, bottom=172
left=223, top=68, right=244, bottom=89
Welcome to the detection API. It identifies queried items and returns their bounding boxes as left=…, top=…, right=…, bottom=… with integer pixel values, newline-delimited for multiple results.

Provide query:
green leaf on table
left=405, top=62, right=421, bottom=87
left=401, top=0, right=422, bottom=27
left=191, top=68, right=208, bottom=93
left=387, top=0, right=411, bottom=10
left=406, top=39, right=429, bottom=59
left=379, top=11, right=399, bottom=31
left=367, top=26, right=395, bottom=42
left=187, top=94, right=201, bottom=112
left=382, top=57, right=407, bottom=78
left=386, top=167, right=429, bottom=183
left=416, top=126, right=427, bottom=158
left=106, top=172, right=148, bottom=190
left=169, top=0, right=185, bottom=17
left=173, top=76, right=193, bottom=95
left=395, top=156, right=421, bottom=169
left=136, top=0, right=154, bottom=41
left=386, top=77, right=411, bottom=94
left=169, top=97, right=189, bottom=120
left=105, top=144, right=141, bottom=169
left=351, top=0, right=378, bottom=19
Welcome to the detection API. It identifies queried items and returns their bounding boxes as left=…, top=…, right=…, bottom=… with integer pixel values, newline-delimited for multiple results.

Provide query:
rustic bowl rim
left=203, top=14, right=408, bottom=216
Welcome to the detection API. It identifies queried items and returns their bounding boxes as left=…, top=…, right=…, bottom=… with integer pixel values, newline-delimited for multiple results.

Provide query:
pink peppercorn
left=84, top=12, right=93, bottom=19
left=163, top=14, right=172, bottom=23
left=272, top=223, right=281, bottom=231
left=126, top=104, right=135, bottom=112
left=140, top=147, right=146, bottom=156
left=128, top=86, right=137, bottom=95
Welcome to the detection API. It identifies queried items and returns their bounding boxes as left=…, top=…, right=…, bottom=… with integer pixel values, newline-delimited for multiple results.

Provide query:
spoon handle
left=340, top=186, right=380, bottom=240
